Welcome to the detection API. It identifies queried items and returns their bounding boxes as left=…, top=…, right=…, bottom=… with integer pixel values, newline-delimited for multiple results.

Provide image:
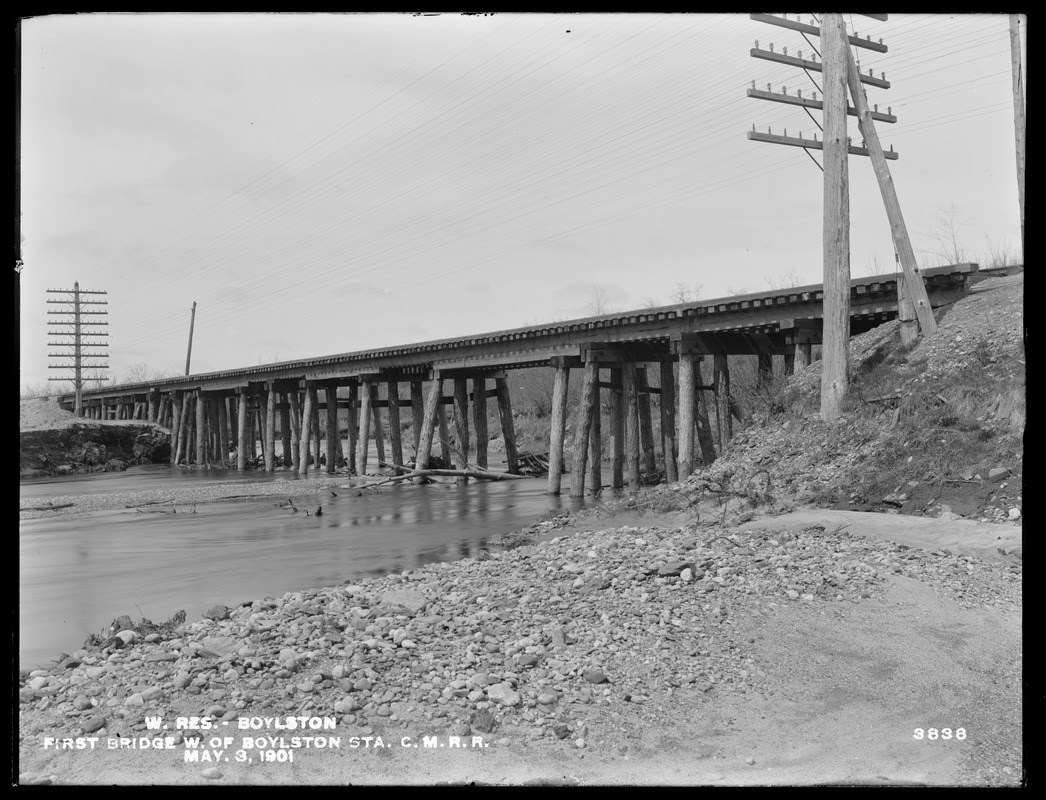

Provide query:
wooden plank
left=415, top=376, right=443, bottom=471
left=637, top=368, right=657, bottom=476
left=623, top=362, right=640, bottom=494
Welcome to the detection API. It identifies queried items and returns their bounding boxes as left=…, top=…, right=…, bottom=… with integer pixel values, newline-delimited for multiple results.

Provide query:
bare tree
left=763, top=268, right=804, bottom=290
left=866, top=250, right=889, bottom=276
left=923, top=202, right=973, bottom=266
left=670, top=282, right=702, bottom=304
left=588, top=285, right=613, bottom=315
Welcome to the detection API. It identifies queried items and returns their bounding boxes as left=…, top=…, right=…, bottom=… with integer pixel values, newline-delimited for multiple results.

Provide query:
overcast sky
left=18, top=12, right=1024, bottom=392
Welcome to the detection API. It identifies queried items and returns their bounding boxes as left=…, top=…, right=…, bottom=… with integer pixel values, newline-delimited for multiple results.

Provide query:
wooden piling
left=195, top=391, right=206, bottom=467
left=370, top=382, right=386, bottom=469
left=494, top=376, right=519, bottom=474
left=637, top=367, right=657, bottom=477
left=794, top=342, right=811, bottom=371
left=298, top=388, right=314, bottom=475
left=547, top=360, right=570, bottom=495
left=237, top=389, right=248, bottom=470
left=471, top=377, right=488, bottom=469
left=289, top=390, right=302, bottom=471
left=659, top=359, right=678, bottom=483
left=713, top=353, right=732, bottom=455
left=610, top=367, right=624, bottom=488
left=411, top=380, right=425, bottom=453
left=436, top=403, right=452, bottom=468
left=217, top=397, right=229, bottom=464
left=264, top=384, right=276, bottom=471
left=148, top=391, right=158, bottom=423
left=453, top=378, right=470, bottom=474
left=623, top=362, right=640, bottom=494
left=695, top=360, right=717, bottom=466
left=280, top=392, right=292, bottom=468
left=171, top=391, right=183, bottom=466
left=346, top=382, right=358, bottom=471
left=677, top=353, right=696, bottom=478
left=310, top=389, right=321, bottom=471
left=588, top=369, right=602, bottom=494
left=415, top=375, right=443, bottom=470
left=325, top=382, right=339, bottom=473
left=569, top=359, right=598, bottom=498
left=357, top=379, right=372, bottom=476
left=387, top=380, right=404, bottom=474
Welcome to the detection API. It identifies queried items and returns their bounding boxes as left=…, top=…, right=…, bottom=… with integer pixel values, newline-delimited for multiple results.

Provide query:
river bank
left=18, top=478, right=1022, bottom=786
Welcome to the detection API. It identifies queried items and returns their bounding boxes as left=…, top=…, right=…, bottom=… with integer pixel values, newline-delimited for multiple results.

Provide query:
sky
left=18, top=12, right=1025, bottom=393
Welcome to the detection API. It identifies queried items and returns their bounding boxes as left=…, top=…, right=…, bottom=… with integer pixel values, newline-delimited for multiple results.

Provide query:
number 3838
left=914, top=728, right=966, bottom=740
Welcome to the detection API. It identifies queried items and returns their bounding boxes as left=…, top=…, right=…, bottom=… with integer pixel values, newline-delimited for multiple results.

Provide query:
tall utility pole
left=185, top=301, right=197, bottom=376
left=820, top=14, right=850, bottom=422
left=1009, top=14, right=1025, bottom=257
left=746, top=13, right=938, bottom=421
left=46, top=282, right=109, bottom=415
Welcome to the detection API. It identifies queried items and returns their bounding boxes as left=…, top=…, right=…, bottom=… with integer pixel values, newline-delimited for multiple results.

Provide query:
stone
left=582, top=668, right=608, bottom=684
left=379, top=590, right=429, bottom=615
left=486, top=682, right=521, bottom=707
left=203, top=605, right=230, bottom=621
left=471, top=708, right=496, bottom=733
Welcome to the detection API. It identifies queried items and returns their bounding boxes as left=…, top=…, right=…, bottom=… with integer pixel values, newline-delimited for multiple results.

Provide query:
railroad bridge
left=62, top=263, right=977, bottom=496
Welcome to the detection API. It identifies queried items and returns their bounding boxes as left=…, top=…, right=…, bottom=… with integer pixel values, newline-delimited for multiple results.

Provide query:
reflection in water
left=20, top=466, right=600, bottom=669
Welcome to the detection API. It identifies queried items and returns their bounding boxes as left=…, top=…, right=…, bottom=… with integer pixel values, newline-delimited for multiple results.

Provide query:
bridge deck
left=63, top=263, right=975, bottom=404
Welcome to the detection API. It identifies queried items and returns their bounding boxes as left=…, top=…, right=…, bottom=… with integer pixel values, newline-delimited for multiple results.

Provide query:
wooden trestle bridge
left=61, top=263, right=978, bottom=496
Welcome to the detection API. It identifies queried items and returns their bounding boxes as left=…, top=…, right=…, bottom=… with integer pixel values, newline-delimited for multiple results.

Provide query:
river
left=19, top=461, right=605, bottom=671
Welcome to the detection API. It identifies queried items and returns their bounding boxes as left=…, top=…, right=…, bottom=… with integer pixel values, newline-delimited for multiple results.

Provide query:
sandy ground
left=18, top=506, right=1022, bottom=787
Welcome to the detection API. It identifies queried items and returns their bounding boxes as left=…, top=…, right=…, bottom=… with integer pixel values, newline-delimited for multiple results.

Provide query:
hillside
left=637, top=271, right=1025, bottom=527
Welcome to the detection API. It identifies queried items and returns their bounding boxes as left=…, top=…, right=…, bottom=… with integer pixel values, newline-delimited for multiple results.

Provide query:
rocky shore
left=18, top=492, right=1022, bottom=786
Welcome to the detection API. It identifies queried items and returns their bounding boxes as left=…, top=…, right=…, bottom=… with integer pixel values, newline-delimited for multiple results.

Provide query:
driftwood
left=378, top=461, right=530, bottom=481
left=29, top=502, right=75, bottom=511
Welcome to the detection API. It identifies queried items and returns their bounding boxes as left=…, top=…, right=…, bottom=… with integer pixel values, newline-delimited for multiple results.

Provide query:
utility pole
left=1010, top=14, right=1025, bottom=258
left=185, top=301, right=197, bottom=376
left=746, top=13, right=938, bottom=420
left=46, top=282, right=109, bottom=416
left=820, top=13, right=850, bottom=423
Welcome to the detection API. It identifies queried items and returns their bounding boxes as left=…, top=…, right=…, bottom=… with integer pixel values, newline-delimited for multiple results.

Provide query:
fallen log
left=378, top=461, right=530, bottom=481
left=28, top=502, right=75, bottom=511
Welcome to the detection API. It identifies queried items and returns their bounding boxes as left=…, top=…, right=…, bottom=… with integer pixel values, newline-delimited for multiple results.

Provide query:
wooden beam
left=844, top=27, right=937, bottom=340
left=370, top=382, right=386, bottom=470
left=357, top=378, right=372, bottom=476
left=713, top=353, right=732, bottom=454
left=623, top=362, right=640, bottom=494
left=660, top=359, right=677, bottom=483
left=289, top=390, right=302, bottom=471
left=236, top=390, right=247, bottom=470
left=610, top=367, right=624, bottom=488
left=388, top=380, right=404, bottom=475
left=472, top=377, right=489, bottom=469
left=298, top=387, right=313, bottom=475
left=415, top=376, right=443, bottom=471
left=749, top=13, right=888, bottom=52
left=570, top=360, right=598, bottom=498
left=452, top=378, right=470, bottom=477
left=677, top=354, right=696, bottom=477
left=325, top=382, right=339, bottom=473
left=547, top=361, right=570, bottom=495
left=495, top=377, right=519, bottom=474
left=637, top=368, right=657, bottom=477
left=265, top=383, right=276, bottom=471
left=411, top=380, right=425, bottom=453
